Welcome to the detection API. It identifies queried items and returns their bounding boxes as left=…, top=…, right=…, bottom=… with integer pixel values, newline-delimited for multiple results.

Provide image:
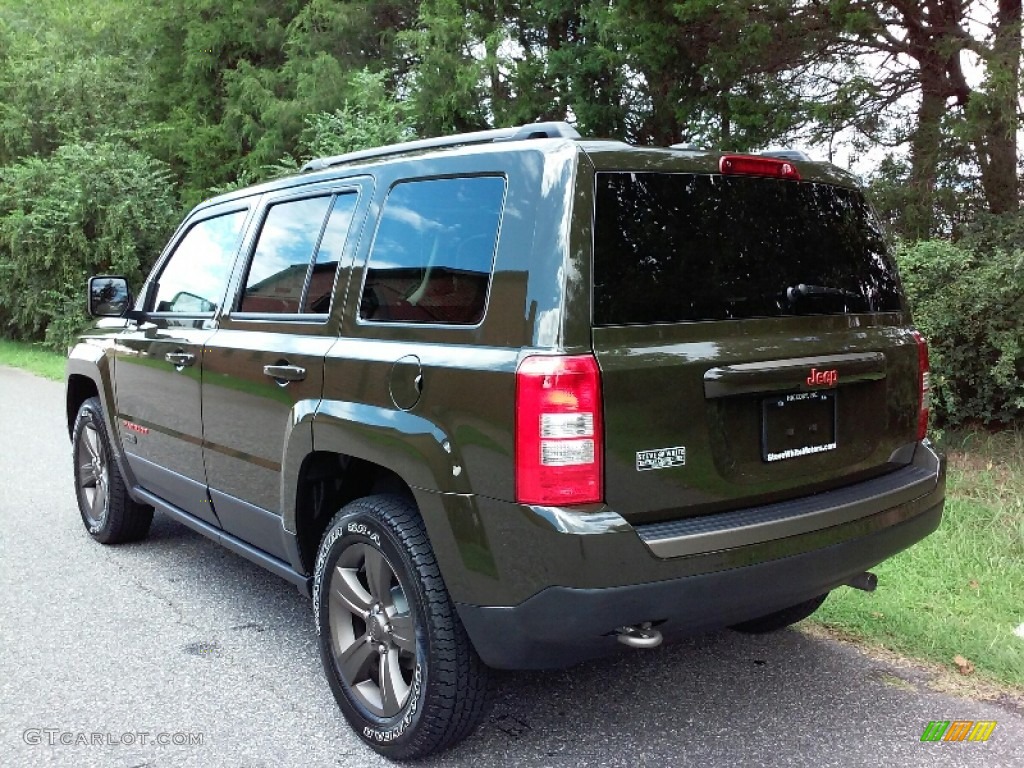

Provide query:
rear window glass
left=593, top=172, right=902, bottom=326
left=360, top=176, right=505, bottom=325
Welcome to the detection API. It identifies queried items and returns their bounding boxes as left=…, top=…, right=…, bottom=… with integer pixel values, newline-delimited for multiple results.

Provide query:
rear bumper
left=455, top=442, right=945, bottom=669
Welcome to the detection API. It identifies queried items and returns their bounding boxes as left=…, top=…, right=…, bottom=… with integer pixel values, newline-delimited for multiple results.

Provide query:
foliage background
left=0, top=0, right=1020, bottom=426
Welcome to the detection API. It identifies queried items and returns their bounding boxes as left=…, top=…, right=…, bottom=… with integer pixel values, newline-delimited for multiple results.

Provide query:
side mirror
left=87, top=276, right=131, bottom=317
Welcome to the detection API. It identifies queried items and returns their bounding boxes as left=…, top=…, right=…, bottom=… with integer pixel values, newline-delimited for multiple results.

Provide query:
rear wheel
left=71, top=397, right=153, bottom=544
left=730, top=593, right=829, bottom=634
left=313, top=495, right=488, bottom=759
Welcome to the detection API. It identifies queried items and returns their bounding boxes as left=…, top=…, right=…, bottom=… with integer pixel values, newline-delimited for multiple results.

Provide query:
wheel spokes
left=78, top=460, right=97, bottom=487
left=326, top=537, right=418, bottom=719
left=337, top=634, right=377, bottom=682
left=331, top=566, right=373, bottom=618
left=363, top=547, right=393, bottom=605
left=77, top=424, right=109, bottom=523
left=379, top=646, right=410, bottom=715
left=91, top=476, right=107, bottom=518
left=84, top=426, right=102, bottom=463
left=83, top=423, right=105, bottom=473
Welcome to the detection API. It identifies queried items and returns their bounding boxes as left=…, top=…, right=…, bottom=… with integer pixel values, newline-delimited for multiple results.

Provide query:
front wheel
left=71, top=397, right=153, bottom=544
left=313, top=495, right=488, bottom=759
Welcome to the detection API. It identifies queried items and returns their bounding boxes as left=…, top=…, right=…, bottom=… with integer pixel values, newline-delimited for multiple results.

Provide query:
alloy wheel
left=77, top=423, right=109, bottom=527
left=328, top=543, right=417, bottom=717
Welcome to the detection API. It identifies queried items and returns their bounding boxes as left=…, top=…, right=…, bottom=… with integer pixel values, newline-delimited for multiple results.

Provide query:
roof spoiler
left=758, top=149, right=811, bottom=162
left=668, top=146, right=812, bottom=163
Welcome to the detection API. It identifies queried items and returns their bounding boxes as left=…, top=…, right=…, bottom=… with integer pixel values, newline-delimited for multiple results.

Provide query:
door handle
left=263, top=364, right=307, bottom=383
left=165, top=351, right=196, bottom=368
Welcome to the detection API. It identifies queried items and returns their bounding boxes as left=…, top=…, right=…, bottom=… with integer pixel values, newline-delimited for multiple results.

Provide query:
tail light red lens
left=912, top=331, right=930, bottom=440
left=719, top=155, right=801, bottom=180
left=515, top=355, right=603, bottom=505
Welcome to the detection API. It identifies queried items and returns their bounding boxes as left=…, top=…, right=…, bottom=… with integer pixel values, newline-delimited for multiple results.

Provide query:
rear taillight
left=719, top=155, right=801, bottom=180
left=912, top=331, right=930, bottom=440
left=515, top=355, right=603, bottom=505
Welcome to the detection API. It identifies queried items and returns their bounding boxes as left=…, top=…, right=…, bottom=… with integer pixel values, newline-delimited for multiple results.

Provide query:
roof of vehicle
left=197, top=121, right=861, bottom=214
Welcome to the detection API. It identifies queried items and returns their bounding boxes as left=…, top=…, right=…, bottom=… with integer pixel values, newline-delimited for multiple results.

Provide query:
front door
left=113, top=203, right=251, bottom=523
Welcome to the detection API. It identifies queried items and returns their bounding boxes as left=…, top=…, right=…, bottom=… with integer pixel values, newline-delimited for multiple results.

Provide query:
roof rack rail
left=301, top=121, right=581, bottom=172
left=758, top=149, right=811, bottom=162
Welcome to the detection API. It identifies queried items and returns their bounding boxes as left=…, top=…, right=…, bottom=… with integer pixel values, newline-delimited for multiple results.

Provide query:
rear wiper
left=785, top=283, right=858, bottom=302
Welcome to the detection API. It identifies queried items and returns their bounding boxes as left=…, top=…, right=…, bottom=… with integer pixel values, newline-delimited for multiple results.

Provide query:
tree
left=609, top=1, right=834, bottom=148
left=826, top=0, right=1022, bottom=237
left=398, top=0, right=491, bottom=135
left=0, top=0, right=154, bottom=165
left=298, top=69, right=417, bottom=158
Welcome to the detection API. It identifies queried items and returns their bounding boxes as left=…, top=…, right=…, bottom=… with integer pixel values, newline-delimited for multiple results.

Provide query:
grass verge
left=0, top=338, right=65, bottom=380
left=812, top=428, right=1024, bottom=690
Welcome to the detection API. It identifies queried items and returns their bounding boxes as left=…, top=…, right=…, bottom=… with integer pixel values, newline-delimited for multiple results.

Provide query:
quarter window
left=360, top=176, right=505, bottom=325
left=153, top=210, right=247, bottom=314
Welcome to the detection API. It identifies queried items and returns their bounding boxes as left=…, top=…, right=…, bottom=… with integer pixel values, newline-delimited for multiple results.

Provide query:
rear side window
left=239, top=196, right=330, bottom=314
left=360, top=176, right=505, bottom=325
left=593, top=172, right=902, bottom=326
left=304, top=194, right=359, bottom=313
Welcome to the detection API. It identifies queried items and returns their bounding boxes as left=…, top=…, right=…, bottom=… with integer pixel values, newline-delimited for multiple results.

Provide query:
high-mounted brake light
left=719, top=155, right=801, bottom=180
left=516, top=355, right=603, bottom=505
left=912, top=331, right=930, bottom=440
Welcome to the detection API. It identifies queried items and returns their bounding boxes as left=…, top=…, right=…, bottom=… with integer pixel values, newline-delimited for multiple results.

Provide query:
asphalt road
left=1, top=364, right=1021, bottom=768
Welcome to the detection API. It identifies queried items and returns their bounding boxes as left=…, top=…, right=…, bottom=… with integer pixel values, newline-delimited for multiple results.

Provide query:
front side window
left=360, top=176, right=506, bottom=325
left=153, top=210, right=247, bottom=314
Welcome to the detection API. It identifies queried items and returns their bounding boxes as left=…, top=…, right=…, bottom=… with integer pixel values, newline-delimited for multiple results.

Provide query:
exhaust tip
left=615, top=622, right=663, bottom=649
left=846, top=571, right=878, bottom=592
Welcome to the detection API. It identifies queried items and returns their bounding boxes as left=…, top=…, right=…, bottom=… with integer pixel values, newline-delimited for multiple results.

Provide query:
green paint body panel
left=67, top=134, right=945, bottom=667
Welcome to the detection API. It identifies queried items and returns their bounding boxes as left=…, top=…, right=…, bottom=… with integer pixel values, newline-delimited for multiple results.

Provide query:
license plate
left=762, top=391, right=837, bottom=462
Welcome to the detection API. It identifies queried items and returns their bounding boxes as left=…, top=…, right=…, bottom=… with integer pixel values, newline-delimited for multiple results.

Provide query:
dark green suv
left=66, top=122, right=945, bottom=759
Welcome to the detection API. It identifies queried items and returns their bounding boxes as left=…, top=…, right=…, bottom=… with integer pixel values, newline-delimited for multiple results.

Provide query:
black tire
left=313, top=495, right=488, bottom=760
left=71, top=397, right=153, bottom=544
left=730, top=593, right=829, bottom=634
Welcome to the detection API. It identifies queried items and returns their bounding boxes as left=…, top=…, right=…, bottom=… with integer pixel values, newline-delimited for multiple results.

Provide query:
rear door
left=200, top=181, right=369, bottom=557
left=589, top=166, right=922, bottom=525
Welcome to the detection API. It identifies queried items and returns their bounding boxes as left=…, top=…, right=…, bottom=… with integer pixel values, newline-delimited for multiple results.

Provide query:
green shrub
left=0, top=141, right=179, bottom=351
left=896, top=238, right=1024, bottom=427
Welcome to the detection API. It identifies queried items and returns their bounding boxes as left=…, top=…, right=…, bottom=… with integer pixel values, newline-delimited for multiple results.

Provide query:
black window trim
left=355, top=172, right=508, bottom=330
